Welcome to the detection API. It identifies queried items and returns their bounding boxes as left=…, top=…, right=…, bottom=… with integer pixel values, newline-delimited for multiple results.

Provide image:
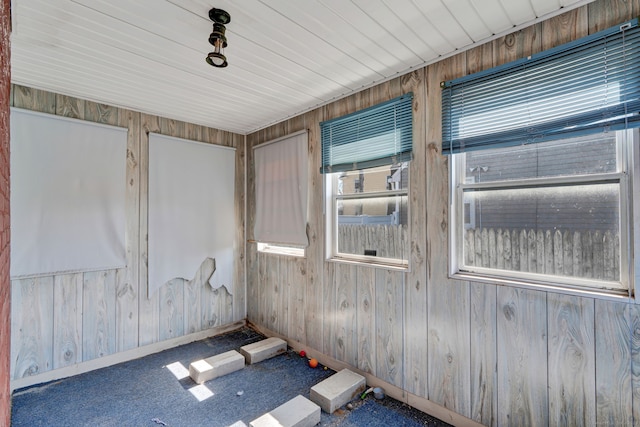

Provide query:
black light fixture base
left=209, top=8, right=231, bottom=24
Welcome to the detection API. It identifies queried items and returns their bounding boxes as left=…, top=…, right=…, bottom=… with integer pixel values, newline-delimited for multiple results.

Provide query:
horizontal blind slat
left=442, top=19, right=640, bottom=154
left=321, top=93, right=413, bottom=173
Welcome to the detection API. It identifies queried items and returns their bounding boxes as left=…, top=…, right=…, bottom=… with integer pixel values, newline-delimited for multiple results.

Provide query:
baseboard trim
left=10, top=320, right=246, bottom=392
left=247, top=321, right=485, bottom=427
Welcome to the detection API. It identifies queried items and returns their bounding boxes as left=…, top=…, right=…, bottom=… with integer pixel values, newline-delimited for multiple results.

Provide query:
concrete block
left=240, top=337, right=287, bottom=364
left=188, top=350, right=245, bottom=384
left=250, top=395, right=320, bottom=427
left=310, top=369, right=366, bottom=414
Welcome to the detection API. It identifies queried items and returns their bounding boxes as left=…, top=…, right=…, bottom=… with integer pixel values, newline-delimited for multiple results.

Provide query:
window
left=328, top=163, right=409, bottom=266
left=450, top=133, right=635, bottom=294
left=321, top=94, right=413, bottom=268
left=254, top=130, right=308, bottom=257
left=443, top=19, right=640, bottom=296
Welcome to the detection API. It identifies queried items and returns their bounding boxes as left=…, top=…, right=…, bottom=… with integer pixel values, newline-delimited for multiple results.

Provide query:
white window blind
left=321, top=94, right=413, bottom=173
left=442, top=19, right=640, bottom=154
left=254, top=130, right=309, bottom=247
left=10, top=108, right=127, bottom=278
left=148, top=133, right=236, bottom=298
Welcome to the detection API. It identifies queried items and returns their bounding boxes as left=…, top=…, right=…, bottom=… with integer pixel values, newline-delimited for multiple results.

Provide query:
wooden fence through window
left=338, top=225, right=620, bottom=282
left=465, top=228, right=620, bottom=281
left=338, top=224, right=408, bottom=260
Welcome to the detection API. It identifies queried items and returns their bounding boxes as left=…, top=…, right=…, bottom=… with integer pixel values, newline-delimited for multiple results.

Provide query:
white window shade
left=148, top=133, right=236, bottom=298
left=10, top=108, right=128, bottom=278
left=254, top=130, right=309, bottom=247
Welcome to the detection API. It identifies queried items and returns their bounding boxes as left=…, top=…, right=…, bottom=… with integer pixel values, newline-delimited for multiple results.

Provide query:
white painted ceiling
left=10, top=0, right=595, bottom=134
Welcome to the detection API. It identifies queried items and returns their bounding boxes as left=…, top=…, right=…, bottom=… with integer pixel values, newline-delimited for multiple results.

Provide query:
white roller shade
left=148, top=133, right=236, bottom=298
left=254, top=130, right=308, bottom=247
left=10, top=108, right=128, bottom=278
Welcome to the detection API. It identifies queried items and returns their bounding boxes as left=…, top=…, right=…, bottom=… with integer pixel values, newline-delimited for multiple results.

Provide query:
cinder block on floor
left=239, top=337, right=287, bottom=364
left=189, top=350, right=245, bottom=384
left=310, top=369, right=366, bottom=414
left=250, top=395, right=320, bottom=427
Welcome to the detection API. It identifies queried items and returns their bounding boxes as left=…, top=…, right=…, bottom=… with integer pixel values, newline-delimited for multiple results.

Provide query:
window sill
left=450, top=270, right=634, bottom=303
left=328, top=255, right=409, bottom=272
left=257, top=243, right=305, bottom=258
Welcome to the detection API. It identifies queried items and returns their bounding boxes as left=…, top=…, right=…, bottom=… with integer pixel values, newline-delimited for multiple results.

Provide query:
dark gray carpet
left=11, top=328, right=452, bottom=427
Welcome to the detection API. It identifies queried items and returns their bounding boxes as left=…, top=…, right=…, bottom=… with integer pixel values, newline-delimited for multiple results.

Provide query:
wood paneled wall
left=9, top=85, right=246, bottom=384
left=246, top=1, right=640, bottom=425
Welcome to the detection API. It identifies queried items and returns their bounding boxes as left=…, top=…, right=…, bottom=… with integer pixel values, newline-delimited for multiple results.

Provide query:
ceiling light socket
left=209, top=8, right=231, bottom=24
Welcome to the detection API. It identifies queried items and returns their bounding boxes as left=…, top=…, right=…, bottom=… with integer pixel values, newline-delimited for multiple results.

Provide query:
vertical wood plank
left=466, top=43, right=498, bottom=423
left=115, top=108, right=140, bottom=352
left=159, top=279, right=184, bottom=341
left=403, top=68, right=429, bottom=398
left=497, top=286, right=548, bottom=426
left=184, top=266, right=203, bottom=334
left=630, top=303, right=640, bottom=427
left=357, top=266, right=376, bottom=375
left=427, top=278, right=471, bottom=417
left=595, top=299, right=632, bottom=426
left=82, top=270, right=117, bottom=361
left=256, top=251, right=267, bottom=327
left=287, top=257, right=307, bottom=343
left=303, top=108, right=325, bottom=352
left=85, top=102, right=119, bottom=126
left=53, top=273, right=83, bottom=369
left=219, top=285, right=234, bottom=326
left=233, top=133, right=246, bottom=322
left=245, top=130, right=259, bottom=326
left=138, top=113, right=160, bottom=345
left=323, top=262, right=338, bottom=358
left=425, top=53, right=471, bottom=416
left=266, top=254, right=280, bottom=333
left=185, top=122, right=202, bottom=143
left=185, top=261, right=210, bottom=333
left=245, top=242, right=259, bottom=325
left=160, top=117, right=185, bottom=140
left=197, top=258, right=218, bottom=328
left=541, top=7, right=589, bottom=50
left=11, top=277, right=54, bottom=378
left=55, top=94, right=84, bottom=119
left=470, top=282, right=497, bottom=426
left=275, top=257, right=289, bottom=336
left=548, top=294, right=596, bottom=427
left=375, top=269, right=403, bottom=387
left=492, top=23, right=542, bottom=66
left=336, top=263, right=357, bottom=367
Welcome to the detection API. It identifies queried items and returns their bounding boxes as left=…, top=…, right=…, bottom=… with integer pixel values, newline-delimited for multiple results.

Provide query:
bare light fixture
left=206, top=8, right=231, bottom=68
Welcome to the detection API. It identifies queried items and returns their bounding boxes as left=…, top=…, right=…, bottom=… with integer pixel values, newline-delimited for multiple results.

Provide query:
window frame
left=449, top=130, right=637, bottom=299
left=324, top=165, right=410, bottom=270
